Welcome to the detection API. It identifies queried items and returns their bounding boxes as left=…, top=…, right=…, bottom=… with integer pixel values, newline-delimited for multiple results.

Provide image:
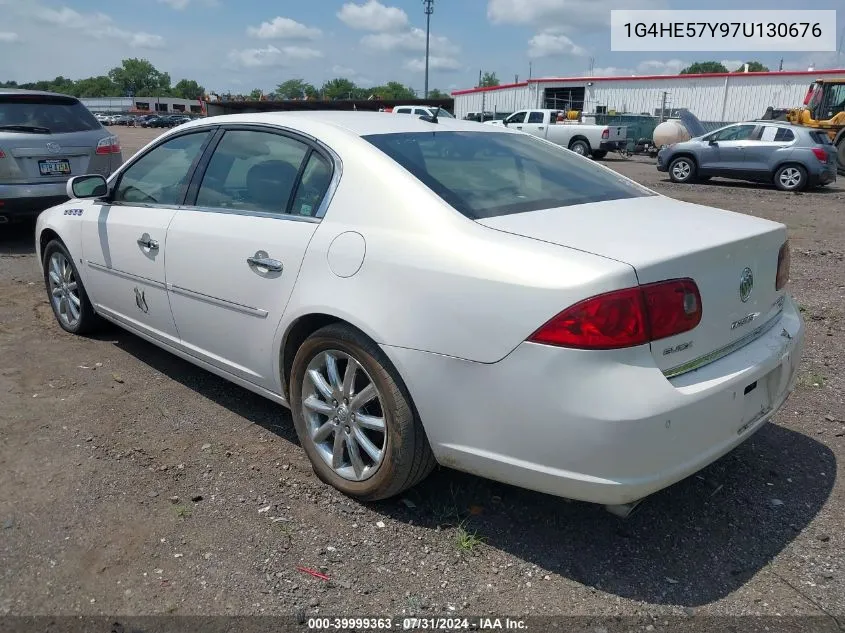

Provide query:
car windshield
left=0, top=94, right=101, bottom=133
left=364, top=131, right=654, bottom=219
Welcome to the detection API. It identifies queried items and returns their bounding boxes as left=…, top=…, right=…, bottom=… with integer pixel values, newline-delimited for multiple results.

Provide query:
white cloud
left=362, top=27, right=459, bottom=56
left=157, top=0, right=219, bottom=8
left=32, top=6, right=165, bottom=49
left=588, top=58, right=732, bottom=77
left=0, top=32, right=19, bottom=43
left=528, top=32, right=587, bottom=58
left=405, top=56, right=462, bottom=72
left=228, top=45, right=323, bottom=68
left=332, top=65, right=374, bottom=86
left=337, top=0, right=408, bottom=32
left=488, top=0, right=666, bottom=31
left=247, top=17, right=322, bottom=40
left=782, top=52, right=842, bottom=72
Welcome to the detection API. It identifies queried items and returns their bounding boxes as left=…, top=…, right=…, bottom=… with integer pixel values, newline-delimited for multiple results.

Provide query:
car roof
left=181, top=110, right=501, bottom=138
left=0, top=88, right=77, bottom=99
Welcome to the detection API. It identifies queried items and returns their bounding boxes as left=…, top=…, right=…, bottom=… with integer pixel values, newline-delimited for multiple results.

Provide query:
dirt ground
left=1, top=126, right=844, bottom=625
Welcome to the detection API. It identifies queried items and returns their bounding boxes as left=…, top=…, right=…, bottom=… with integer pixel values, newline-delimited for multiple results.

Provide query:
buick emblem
left=45, top=142, right=62, bottom=154
left=739, top=267, right=754, bottom=303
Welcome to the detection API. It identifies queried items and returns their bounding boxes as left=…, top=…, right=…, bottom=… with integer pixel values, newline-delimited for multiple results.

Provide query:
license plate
left=38, top=159, right=71, bottom=176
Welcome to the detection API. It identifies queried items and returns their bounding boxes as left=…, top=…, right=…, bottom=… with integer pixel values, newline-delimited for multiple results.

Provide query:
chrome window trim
left=663, top=308, right=784, bottom=379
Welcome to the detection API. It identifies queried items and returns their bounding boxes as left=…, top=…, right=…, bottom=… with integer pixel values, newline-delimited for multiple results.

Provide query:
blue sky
left=0, top=0, right=843, bottom=95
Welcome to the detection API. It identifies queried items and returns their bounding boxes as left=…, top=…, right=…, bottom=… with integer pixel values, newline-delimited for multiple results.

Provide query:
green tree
left=369, top=81, right=416, bottom=100
left=108, top=58, right=171, bottom=96
left=733, top=61, right=769, bottom=72
left=427, top=88, right=448, bottom=98
left=321, top=77, right=356, bottom=100
left=73, top=76, right=121, bottom=97
left=680, top=61, right=729, bottom=74
left=172, top=79, right=205, bottom=100
left=479, top=72, right=500, bottom=87
left=276, top=78, right=319, bottom=100
left=249, top=88, right=263, bottom=100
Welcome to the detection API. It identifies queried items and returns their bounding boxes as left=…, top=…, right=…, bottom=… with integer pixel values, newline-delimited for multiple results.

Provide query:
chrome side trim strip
left=663, top=309, right=784, bottom=379
left=86, top=261, right=166, bottom=289
left=167, top=283, right=268, bottom=318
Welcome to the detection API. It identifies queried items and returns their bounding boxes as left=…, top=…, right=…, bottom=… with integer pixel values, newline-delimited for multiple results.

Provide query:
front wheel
left=42, top=240, right=100, bottom=335
left=289, top=323, right=436, bottom=501
left=774, top=164, right=807, bottom=191
left=668, top=156, right=696, bottom=183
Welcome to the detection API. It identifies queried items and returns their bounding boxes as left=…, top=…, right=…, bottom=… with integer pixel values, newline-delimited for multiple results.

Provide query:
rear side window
left=364, top=131, right=654, bottom=219
left=0, top=94, right=101, bottom=133
left=527, top=111, right=544, bottom=123
left=773, top=128, right=795, bottom=142
left=395, top=108, right=412, bottom=115
left=810, top=131, right=833, bottom=145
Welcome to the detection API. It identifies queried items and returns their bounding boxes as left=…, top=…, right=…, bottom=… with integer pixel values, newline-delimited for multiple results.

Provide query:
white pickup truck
left=485, top=109, right=627, bottom=160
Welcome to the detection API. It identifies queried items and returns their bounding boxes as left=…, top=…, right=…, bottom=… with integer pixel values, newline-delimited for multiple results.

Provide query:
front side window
left=114, top=131, right=211, bottom=205
left=195, top=129, right=309, bottom=214
left=506, top=111, right=527, bottom=125
left=364, top=131, right=653, bottom=219
left=708, top=124, right=757, bottom=142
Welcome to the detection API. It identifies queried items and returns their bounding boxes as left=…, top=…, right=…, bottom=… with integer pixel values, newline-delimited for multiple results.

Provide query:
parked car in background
left=35, top=112, right=803, bottom=515
left=657, top=121, right=837, bottom=191
left=485, top=109, right=627, bottom=160
left=140, top=115, right=169, bottom=128
left=0, top=89, right=122, bottom=221
left=164, top=114, right=192, bottom=127
left=93, top=113, right=110, bottom=124
left=390, top=105, right=455, bottom=118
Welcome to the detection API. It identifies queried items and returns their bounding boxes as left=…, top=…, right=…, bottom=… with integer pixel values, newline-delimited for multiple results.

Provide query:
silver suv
left=657, top=121, right=836, bottom=191
left=0, top=89, right=122, bottom=222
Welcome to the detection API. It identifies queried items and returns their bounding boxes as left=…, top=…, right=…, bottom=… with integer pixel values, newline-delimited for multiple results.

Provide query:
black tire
left=698, top=176, right=711, bottom=182
left=289, top=323, right=436, bottom=501
left=591, top=150, right=608, bottom=160
left=836, top=140, right=845, bottom=176
left=774, top=164, right=807, bottom=191
left=668, top=156, right=697, bottom=183
left=569, top=139, right=590, bottom=157
left=42, top=239, right=100, bottom=335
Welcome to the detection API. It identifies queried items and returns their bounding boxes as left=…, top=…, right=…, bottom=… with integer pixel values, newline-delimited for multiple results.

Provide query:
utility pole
left=478, top=69, right=482, bottom=87
left=423, top=0, right=434, bottom=98
left=779, top=58, right=784, bottom=71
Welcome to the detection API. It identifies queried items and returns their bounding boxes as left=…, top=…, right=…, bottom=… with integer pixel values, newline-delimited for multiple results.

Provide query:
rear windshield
left=810, top=131, right=833, bottom=145
left=363, top=131, right=653, bottom=219
left=0, top=94, right=101, bottom=134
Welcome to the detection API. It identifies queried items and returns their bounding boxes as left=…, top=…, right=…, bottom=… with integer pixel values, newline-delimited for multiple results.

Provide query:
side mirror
left=708, top=139, right=718, bottom=145
left=67, top=174, right=108, bottom=199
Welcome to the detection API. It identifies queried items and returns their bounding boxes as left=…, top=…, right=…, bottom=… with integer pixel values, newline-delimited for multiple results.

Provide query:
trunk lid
left=604, top=125, right=626, bottom=143
left=478, top=195, right=788, bottom=374
left=0, top=129, right=111, bottom=184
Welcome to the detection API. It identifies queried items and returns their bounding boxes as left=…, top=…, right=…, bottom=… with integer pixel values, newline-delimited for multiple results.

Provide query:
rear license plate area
left=38, top=159, right=71, bottom=176
left=737, top=365, right=782, bottom=434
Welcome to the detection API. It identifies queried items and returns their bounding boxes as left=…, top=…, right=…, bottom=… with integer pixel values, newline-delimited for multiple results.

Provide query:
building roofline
left=451, top=68, right=845, bottom=96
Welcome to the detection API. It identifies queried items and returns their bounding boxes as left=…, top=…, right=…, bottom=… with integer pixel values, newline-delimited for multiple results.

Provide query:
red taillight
left=776, top=241, right=790, bottom=290
left=601, top=128, right=610, bottom=139
left=96, top=136, right=120, bottom=155
left=811, top=147, right=827, bottom=162
left=528, top=278, right=702, bottom=350
left=0, top=149, right=5, bottom=159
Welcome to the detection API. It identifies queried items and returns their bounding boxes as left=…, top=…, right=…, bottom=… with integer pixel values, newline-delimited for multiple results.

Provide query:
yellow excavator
left=763, top=78, right=845, bottom=174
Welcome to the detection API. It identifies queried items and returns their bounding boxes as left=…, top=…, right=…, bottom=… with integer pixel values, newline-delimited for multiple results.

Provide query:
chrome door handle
left=137, top=234, right=159, bottom=250
left=537, top=126, right=545, bottom=130
left=247, top=251, right=283, bottom=272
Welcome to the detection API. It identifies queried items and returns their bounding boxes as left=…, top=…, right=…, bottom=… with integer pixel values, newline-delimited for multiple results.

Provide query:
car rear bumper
left=0, top=182, right=69, bottom=218
left=600, top=140, right=625, bottom=151
left=384, top=296, right=804, bottom=506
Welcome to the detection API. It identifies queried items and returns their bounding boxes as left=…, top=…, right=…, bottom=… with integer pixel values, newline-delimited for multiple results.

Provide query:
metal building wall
left=453, top=73, right=824, bottom=123
left=452, top=84, right=535, bottom=118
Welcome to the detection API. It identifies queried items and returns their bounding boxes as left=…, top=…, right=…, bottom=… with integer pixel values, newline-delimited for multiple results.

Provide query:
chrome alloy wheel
left=47, top=252, right=81, bottom=329
left=778, top=167, right=802, bottom=189
left=301, top=350, right=387, bottom=481
left=671, top=159, right=692, bottom=181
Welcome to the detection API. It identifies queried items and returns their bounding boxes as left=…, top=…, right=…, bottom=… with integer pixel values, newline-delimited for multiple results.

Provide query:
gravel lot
left=1, top=126, right=843, bottom=625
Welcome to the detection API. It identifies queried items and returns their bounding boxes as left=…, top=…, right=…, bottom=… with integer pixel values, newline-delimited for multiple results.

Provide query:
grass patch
left=797, top=371, right=827, bottom=389
left=173, top=504, right=192, bottom=519
left=454, top=522, right=485, bottom=552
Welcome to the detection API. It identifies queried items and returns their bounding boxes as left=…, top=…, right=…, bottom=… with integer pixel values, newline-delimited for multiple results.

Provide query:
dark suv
left=0, top=90, right=122, bottom=220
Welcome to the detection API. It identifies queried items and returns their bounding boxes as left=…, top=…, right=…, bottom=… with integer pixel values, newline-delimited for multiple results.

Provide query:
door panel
left=165, top=128, right=333, bottom=389
left=743, top=126, right=795, bottom=174
left=699, top=124, right=757, bottom=174
left=80, top=130, right=213, bottom=342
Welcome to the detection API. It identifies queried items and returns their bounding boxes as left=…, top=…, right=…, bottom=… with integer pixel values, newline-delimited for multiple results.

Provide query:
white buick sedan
left=35, top=112, right=804, bottom=513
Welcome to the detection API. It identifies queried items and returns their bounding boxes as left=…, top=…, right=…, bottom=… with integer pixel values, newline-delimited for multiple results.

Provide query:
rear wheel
left=569, top=139, right=590, bottom=156
left=668, top=156, right=696, bottom=183
left=836, top=139, right=845, bottom=176
left=591, top=150, right=608, bottom=160
left=289, top=323, right=436, bottom=501
left=774, top=164, right=807, bottom=191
